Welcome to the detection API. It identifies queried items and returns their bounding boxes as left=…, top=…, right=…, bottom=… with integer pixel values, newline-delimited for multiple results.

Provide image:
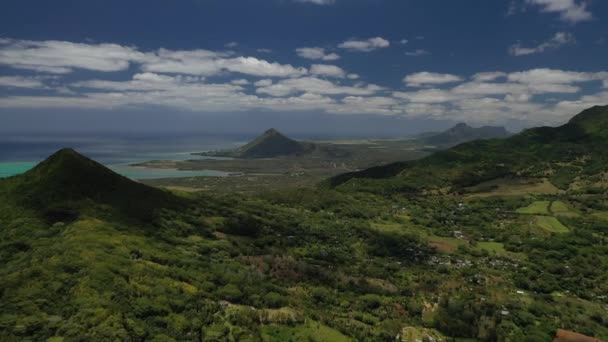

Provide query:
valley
left=0, top=106, right=607, bottom=341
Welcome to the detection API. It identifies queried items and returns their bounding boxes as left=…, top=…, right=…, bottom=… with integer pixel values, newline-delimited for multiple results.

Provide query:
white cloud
left=506, top=68, right=596, bottom=84
left=0, top=38, right=308, bottom=78
left=472, top=72, right=507, bottom=82
left=509, top=32, right=574, bottom=56
left=295, top=47, right=340, bottom=61
left=225, top=42, right=239, bottom=48
left=0, top=38, right=148, bottom=73
left=257, top=48, right=272, bottom=53
left=393, top=89, right=460, bottom=103
left=254, top=79, right=273, bottom=87
left=142, top=51, right=308, bottom=78
left=230, top=79, right=250, bottom=85
left=404, top=72, right=463, bottom=87
left=256, top=77, right=382, bottom=97
left=526, top=0, right=592, bottom=23
left=310, top=64, right=346, bottom=78
left=405, top=49, right=430, bottom=57
left=0, top=76, right=47, bottom=88
left=1, top=38, right=607, bottom=127
left=338, top=37, right=390, bottom=52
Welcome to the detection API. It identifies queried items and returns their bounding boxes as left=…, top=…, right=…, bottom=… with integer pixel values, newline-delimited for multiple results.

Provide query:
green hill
left=1, top=148, right=183, bottom=223
left=422, top=123, right=511, bottom=147
left=330, top=105, right=608, bottom=193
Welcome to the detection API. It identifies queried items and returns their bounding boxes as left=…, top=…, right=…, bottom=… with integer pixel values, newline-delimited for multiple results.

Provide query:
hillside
left=1, top=133, right=608, bottom=340
left=330, top=105, right=608, bottom=193
left=421, top=123, right=511, bottom=147
left=1, top=148, right=183, bottom=222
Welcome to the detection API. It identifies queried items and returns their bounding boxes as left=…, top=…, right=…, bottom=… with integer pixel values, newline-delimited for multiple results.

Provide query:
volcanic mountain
left=197, top=128, right=345, bottom=159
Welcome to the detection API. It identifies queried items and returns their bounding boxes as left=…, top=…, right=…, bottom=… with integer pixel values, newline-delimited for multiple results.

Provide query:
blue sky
left=0, top=0, right=607, bottom=136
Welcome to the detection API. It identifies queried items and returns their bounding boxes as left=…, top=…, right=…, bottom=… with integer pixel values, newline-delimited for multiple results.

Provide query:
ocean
left=0, top=132, right=246, bottom=180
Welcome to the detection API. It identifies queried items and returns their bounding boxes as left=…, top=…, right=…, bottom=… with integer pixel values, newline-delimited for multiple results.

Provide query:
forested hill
left=329, top=105, right=608, bottom=193
left=1, top=148, right=184, bottom=223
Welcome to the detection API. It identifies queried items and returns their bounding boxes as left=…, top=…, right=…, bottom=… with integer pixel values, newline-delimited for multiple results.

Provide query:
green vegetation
left=535, top=216, right=570, bottom=233
left=516, top=201, right=550, bottom=215
left=1, top=106, right=608, bottom=341
left=593, top=212, right=608, bottom=221
left=329, top=105, right=608, bottom=195
left=550, top=201, right=579, bottom=217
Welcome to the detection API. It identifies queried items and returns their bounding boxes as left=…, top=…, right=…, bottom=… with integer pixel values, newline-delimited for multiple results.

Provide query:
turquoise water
left=0, top=162, right=36, bottom=179
left=0, top=161, right=231, bottom=180
left=0, top=134, right=244, bottom=180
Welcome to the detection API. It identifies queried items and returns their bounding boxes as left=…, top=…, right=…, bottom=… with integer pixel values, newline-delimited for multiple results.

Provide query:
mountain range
left=420, top=123, right=511, bottom=147
left=330, top=105, right=608, bottom=193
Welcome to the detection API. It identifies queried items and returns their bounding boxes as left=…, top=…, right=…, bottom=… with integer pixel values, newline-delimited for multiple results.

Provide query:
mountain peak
left=16, top=148, right=181, bottom=222
left=263, top=128, right=281, bottom=135
left=452, top=123, right=472, bottom=130
left=236, top=129, right=306, bottom=158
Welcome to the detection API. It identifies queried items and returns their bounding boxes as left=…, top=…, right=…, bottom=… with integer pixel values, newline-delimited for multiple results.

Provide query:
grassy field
left=465, top=178, right=559, bottom=198
left=262, top=320, right=350, bottom=342
left=516, top=201, right=550, bottom=215
left=550, top=201, right=579, bottom=217
left=593, top=212, right=608, bottom=221
left=427, top=235, right=467, bottom=253
left=535, top=216, right=570, bottom=233
left=475, top=242, right=506, bottom=255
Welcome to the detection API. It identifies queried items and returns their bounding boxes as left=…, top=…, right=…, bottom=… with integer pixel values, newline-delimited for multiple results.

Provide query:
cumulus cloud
left=0, top=38, right=148, bottom=73
left=472, top=72, right=507, bottom=82
left=0, top=38, right=308, bottom=78
left=0, top=76, right=47, bottom=88
left=142, top=50, right=308, bottom=77
left=338, top=37, right=390, bottom=52
left=526, top=0, right=592, bottom=23
left=230, top=79, right=250, bottom=85
left=254, top=79, right=273, bottom=87
left=506, top=68, right=598, bottom=84
left=404, top=72, right=464, bottom=87
left=295, top=47, right=340, bottom=61
left=310, top=64, right=346, bottom=78
left=255, top=77, right=382, bottom=97
left=1, top=36, right=607, bottom=127
left=509, top=32, right=574, bottom=56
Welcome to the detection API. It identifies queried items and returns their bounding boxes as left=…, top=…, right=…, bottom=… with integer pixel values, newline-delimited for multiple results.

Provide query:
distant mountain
left=198, top=128, right=350, bottom=159
left=3, top=148, right=182, bottom=222
left=236, top=128, right=310, bottom=158
left=421, top=123, right=511, bottom=147
left=329, top=105, right=608, bottom=193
